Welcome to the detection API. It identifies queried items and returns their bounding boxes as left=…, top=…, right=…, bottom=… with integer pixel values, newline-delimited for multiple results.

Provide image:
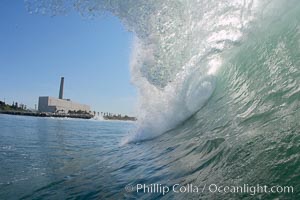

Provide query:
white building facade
left=38, top=96, right=90, bottom=113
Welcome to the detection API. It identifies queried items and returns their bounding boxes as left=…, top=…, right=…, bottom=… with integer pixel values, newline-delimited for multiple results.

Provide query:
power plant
left=38, top=77, right=90, bottom=113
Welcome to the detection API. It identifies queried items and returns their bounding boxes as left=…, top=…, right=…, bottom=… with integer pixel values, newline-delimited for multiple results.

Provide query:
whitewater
left=20, top=0, right=300, bottom=199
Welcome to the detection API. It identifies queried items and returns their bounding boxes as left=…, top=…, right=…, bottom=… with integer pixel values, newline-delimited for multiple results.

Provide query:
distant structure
left=38, top=77, right=90, bottom=113
left=59, top=77, right=64, bottom=99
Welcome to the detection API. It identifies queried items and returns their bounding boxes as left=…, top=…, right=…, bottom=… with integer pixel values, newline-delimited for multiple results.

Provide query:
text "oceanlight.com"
left=125, top=183, right=294, bottom=196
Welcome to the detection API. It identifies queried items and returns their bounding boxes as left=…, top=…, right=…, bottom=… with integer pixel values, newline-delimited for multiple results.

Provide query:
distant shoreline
left=0, top=110, right=137, bottom=121
left=0, top=101, right=136, bottom=121
left=103, top=115, right=137, bottom=121
left=0, top=110, right=93, bottom=119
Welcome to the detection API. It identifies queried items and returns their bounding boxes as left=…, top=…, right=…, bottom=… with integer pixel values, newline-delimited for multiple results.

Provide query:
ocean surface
left=0, top=115, right=137, bottom=199
left=2, top=0, right=300, bottom=199
left=0, top=110, right=299, bottom=200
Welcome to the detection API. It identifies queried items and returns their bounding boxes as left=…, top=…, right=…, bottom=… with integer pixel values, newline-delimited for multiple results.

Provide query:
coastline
left=0, top=110, right=93, bottom=119
left=103, top=115, right=137, bottom=121
left=0, top=110, right=137, bottom=121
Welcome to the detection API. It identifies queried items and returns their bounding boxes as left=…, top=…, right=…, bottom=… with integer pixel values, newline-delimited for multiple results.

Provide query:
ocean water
left=0, top=115, right=136, bottom=199
left=0, top=111, right=299, bottom=199
left=3, top=0, right=300, bottom=199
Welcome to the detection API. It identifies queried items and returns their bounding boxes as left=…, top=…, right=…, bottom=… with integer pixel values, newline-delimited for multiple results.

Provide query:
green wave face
left=167, top=4, right=300, bottom=199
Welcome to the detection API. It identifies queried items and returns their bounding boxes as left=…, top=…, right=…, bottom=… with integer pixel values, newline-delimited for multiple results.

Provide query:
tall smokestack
left=59, top=77, right=64, bottom=99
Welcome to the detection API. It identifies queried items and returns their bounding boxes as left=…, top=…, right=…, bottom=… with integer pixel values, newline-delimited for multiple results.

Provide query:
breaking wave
left=25, top=0, right=300, bottom=142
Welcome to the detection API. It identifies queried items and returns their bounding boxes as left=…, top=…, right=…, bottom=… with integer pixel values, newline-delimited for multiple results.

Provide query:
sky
left=0, top=1, right=137, bottom=115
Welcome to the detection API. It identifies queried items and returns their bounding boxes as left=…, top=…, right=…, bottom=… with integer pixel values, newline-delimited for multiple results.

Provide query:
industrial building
left=38, top=77, right=90, bottom=113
